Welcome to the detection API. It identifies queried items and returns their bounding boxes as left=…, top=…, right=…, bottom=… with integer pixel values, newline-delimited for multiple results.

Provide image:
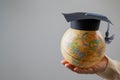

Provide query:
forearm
left=96, top=56, right=120, bottom=80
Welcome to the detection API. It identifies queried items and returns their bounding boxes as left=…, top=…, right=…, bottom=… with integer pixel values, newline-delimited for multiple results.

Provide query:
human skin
left=61, top=56, right=108, bottom=74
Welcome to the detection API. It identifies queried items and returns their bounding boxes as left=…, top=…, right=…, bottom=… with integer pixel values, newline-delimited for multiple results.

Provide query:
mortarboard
left=62, top=12, right=114, bottom=44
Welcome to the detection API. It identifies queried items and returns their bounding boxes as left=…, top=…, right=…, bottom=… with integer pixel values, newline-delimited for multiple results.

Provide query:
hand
left=61, top=56, right=108, bottom=74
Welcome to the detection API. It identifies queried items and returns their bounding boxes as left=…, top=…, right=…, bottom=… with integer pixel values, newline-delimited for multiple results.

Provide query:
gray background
left=0, top=0, right=120, bottom=80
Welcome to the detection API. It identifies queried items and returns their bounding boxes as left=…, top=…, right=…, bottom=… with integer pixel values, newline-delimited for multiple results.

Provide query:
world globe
left=61, top=28, right=106, bottom=68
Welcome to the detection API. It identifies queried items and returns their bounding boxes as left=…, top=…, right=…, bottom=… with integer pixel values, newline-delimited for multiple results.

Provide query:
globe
left=61, top=28, right=106, bottom=68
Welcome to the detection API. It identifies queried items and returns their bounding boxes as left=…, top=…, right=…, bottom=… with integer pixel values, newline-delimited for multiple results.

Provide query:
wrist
left=95, top=56, right=108, bottom=73
left=101, top=56, right=108, bottom=72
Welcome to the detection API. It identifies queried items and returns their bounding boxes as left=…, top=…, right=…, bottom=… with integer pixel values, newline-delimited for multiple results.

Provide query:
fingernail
left=65, top=64, right=69, bottom=67
left=61, top=60, right=64, bottom=64
left=74, top=68, right=77, bottom=71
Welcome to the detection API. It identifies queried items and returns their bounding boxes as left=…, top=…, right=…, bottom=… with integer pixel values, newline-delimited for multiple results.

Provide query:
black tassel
left=105, top=23, right=114, bottom=44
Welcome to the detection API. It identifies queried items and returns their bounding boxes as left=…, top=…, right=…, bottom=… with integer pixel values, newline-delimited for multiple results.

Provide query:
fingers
left=61, top=60, right=68, bottom=65
left=61, top=60, right=96, bottom=74
left=61, top=60, right=75, bottom=71
left=65, top=63, right=75, bottom=71
left=74, top=67, right=95, bottom=74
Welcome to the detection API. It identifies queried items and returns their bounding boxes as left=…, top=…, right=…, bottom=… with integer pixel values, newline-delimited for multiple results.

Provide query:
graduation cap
left=62, top=12, right=114, bottom=44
